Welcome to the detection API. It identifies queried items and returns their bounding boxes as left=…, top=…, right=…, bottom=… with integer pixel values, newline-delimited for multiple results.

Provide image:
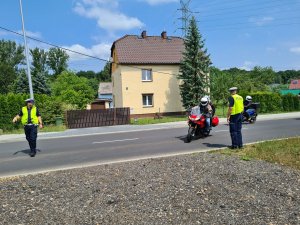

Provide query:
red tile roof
left=111, top=33, right=184, bottom=64
left=289, top=79, right=300, bottom=89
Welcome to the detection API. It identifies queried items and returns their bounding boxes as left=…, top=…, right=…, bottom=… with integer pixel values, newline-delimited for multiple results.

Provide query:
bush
left=0, top=93, right=64, bottom=131
left=249, top=92, right=300, bottom=113
left=250, top=92, right=282, bottom=113
left=282, top=94, right=300, bottom=112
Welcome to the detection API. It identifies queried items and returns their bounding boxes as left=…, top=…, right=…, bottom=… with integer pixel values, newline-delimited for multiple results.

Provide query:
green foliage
left=13, top=69, right=29, bottom=94
left=97, top=62, right=111, bottom=82
left=77, top=70, right=97, bottom=80
left=282, top=94, right=300, bottom=112
left=47, top=47, right=69, bottom=78
left=34, top=95, right=63, bottom=124
left=29, top=48, right=51, bottom=94
left=0, top=93, right=64, bottom=131
left=276, top=70, right=300, bottom=84
left=0, top=40, right=25, bottom=94
left=30, top=47, right=48, bottom=75
left=178, top=17, right=211, bottom=109
left=51, top=71, right=95, bottom=109
left=0, top=64, right=17, bottom=94
left=250, top=92, right=282, bottom=113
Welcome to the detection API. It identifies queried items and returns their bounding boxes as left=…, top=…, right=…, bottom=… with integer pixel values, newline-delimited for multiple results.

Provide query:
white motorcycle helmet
left=200, top=97, right=208, bottom=106
left=246, top=96, right=252, bottom=101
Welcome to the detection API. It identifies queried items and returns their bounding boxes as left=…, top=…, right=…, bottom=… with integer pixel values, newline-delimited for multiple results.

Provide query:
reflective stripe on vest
left=21, top=106, right=38, bottom=125
left=231, top=94, right=244, bottom=115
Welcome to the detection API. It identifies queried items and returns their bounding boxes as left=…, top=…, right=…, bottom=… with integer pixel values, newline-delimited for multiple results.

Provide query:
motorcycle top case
left=212, top=116, right=219, bottom=127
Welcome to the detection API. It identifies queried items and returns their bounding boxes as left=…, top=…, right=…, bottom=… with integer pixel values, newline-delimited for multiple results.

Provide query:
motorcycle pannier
left=212, top=116, right=219, bottom=127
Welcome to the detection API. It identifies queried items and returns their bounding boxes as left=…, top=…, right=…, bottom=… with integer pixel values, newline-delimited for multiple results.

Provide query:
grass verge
left=3, top=125, right=66, bottom=135
left=130, top=115, right=187, bottom=125
left=211, top=137, right=300, bottom=170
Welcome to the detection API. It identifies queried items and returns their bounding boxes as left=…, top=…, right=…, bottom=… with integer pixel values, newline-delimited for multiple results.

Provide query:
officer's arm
left=38, top=116, right=43, bottom=128
left=13, top=110, right=22, bottom=123
left=12, top=115, right=20, bottom=123
left=36, top=109, right=43, bottom=128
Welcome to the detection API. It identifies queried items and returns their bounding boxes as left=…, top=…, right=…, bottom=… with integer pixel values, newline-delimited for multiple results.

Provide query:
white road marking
left=214, top=127, right=249, bottom=132
left=92, top=138, right=139, bottom=144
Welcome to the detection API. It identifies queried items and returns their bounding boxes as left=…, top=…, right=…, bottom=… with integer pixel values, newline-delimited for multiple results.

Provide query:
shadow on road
left=175, top=135, right=212, bottom=143
left=13, top=149, right=41, bottom=156
left=202, top=142, right=228, bottom=148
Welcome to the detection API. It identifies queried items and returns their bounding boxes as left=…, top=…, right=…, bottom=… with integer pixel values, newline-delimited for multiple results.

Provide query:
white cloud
left=17, top=30, right=42, bottom=39
left=74, top=0, right=144, bottom=32
left=290, top=47, right=300, bottom=54
left=0, top=30, right=42, bottom=39
left=240, top=61, right=256, bottom=71
left=249, top=16, right=274, bottom=26
left=63, top=43, right=111, bottom=61
left=141, top=0, right=178, bottom=5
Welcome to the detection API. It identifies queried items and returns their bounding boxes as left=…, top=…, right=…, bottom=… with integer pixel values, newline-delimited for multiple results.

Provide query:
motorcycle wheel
left=186, top=127, right=195, bottom=143
left=249, top=116, right=256, bottom=123
left=203, top=129, right=210, bottom=137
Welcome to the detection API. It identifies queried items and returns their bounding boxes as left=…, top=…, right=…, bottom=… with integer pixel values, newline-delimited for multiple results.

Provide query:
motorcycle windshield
left=190, top=106, right=201, bottom=116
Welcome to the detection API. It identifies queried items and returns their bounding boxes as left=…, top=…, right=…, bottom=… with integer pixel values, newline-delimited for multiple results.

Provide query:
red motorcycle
left=186, top=106, right=219, bottom=143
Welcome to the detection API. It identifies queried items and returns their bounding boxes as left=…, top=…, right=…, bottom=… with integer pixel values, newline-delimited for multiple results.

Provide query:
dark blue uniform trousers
left=24, top=125, right=38, bottom=153
left=229, top=113, right=243, bottom=148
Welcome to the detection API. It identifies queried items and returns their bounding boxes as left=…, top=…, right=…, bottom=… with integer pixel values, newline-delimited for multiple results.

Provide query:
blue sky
left=1, top=0, right=300, bottom=72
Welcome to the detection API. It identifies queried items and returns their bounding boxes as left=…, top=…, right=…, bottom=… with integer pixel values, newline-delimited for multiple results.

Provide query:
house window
left=142, top=69, right=152, bottom=81
left=142, top=94, right=153, bottom=107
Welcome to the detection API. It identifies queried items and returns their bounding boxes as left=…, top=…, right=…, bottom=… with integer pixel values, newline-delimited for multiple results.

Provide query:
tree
left=30, top=48, right=51, bottom=94
left=30, top=48, right=48, bottom=76
left=96, top=62, right=111, bottom=82
left=210, top=67, right=231, bottom=115
left=77, top=70, right=97, bottom=80
left=178, top=17, right=211, bottom=109
left=51, top=71, right=95, bottom=109
left=14, top=69, right=29, bottom=94
left=47, top=47, right=69, bottom=78
left=0, top=40, right=25, bottom=94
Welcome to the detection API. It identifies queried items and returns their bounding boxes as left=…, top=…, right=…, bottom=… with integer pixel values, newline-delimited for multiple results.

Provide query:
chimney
left=161, top=31, right=167, bottom=39
left=141, top=30, right=147, bottom=38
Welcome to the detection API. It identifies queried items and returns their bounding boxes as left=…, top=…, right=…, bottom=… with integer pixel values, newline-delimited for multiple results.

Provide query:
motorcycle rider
left=199, top=97, right=213, bottom=133
left=244, top=95, right=255, bottom=120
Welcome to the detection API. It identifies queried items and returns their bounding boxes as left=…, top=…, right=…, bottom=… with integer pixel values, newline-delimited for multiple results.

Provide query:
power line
left=202, top=21, right=300, bottom=31
left=198, top=10, right=300, bottom=24
left=0, top=26, right=181, bottom=77
left=196, top=1, right=299, bottom=18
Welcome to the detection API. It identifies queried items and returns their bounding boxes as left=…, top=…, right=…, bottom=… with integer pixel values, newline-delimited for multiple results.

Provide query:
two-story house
left=110, top=31, right=185, bottom=116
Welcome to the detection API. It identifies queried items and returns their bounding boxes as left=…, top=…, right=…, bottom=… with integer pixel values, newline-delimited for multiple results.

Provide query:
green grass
left=3, top=125, right=67, bottom=135
left=212, top=137, right=300, bottom=170
left=130, top=115, right=187, bottom=125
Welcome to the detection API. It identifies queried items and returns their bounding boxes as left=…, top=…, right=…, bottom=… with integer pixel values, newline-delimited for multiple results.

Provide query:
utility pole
left=177, top=0, right=199, bottom=37
left=19, top=0, right=34, bottom=99
left=178, top=0, right=191, bottom=37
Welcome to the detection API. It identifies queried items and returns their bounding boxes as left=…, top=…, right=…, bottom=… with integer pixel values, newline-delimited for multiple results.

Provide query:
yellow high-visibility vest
left=21, top=106, right=38, bottom=125
left=231, top=94, right=244, bottom=115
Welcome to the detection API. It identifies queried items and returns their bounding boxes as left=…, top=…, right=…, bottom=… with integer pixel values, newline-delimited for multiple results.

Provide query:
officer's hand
left=227, top=117, right=230, bottom=123
left=39, top=124, right=43, bottom=129
left=12, top=117, right=17, bottom=123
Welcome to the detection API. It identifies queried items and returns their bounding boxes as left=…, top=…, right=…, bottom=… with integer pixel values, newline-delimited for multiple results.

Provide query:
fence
left=65, top=108, right=130, bottom=129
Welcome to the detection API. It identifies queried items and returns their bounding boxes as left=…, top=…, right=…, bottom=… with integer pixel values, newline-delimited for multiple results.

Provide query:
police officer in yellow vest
left=12, top=98, right=43, bottom=157
left=227, top=87, right=244, bottom=149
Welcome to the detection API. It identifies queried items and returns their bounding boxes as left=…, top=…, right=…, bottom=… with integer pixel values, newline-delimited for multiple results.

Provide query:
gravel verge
left=0, top=152, right=299, bottom=225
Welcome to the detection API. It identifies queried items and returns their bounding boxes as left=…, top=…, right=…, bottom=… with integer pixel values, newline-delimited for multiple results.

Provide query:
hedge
left=0, top=94, right=64, bottom=131
left=247, top=92, right=300, bottom=113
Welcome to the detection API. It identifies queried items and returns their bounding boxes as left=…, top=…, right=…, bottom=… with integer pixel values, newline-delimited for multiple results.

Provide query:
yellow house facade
left=111, top=31, right=185, bottom=116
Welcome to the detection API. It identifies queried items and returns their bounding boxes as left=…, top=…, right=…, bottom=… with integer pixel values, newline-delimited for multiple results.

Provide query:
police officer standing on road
left=12, top=98, right=43, bottom=157
left=227, top=87, right=244, bottom=149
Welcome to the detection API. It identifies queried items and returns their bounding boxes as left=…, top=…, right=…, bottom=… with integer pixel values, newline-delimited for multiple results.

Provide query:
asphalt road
left=0, top=117, right=299, bottom=177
